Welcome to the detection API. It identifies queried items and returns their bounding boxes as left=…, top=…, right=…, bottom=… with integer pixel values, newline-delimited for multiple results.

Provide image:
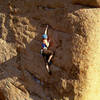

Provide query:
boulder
left=0, top=0, right=100, bottom=100
left=73, top=0, right=100, bottom=7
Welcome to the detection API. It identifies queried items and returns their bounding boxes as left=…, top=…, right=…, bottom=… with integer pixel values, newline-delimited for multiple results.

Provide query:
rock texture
left=0, top=0, right=100, bottom=100
left=73, top=0, right=100, bottom=7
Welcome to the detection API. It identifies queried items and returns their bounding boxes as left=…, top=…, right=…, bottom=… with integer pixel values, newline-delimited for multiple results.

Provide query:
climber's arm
left=43, top=39, right=50, bottom=48
left=44, top=25, right=48, bottom=35
left=46, top=41, right=50, bottom=47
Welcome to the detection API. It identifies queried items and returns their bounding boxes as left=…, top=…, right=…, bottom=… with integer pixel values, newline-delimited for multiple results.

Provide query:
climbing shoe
left=48, top=70, right=52, bottom=75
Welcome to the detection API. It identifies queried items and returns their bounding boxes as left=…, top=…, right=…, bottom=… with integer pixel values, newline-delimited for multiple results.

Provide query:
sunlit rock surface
left=0, top=0, right=100, bottom=100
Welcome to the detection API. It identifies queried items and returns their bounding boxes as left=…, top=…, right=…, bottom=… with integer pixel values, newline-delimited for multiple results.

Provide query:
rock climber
left=41, top=25, right=54, bottom=75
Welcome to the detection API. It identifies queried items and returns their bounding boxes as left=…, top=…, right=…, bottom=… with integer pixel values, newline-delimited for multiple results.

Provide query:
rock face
left=0, top=0, right=100, bottom=100
left=73, top=0, right=100, bottom=7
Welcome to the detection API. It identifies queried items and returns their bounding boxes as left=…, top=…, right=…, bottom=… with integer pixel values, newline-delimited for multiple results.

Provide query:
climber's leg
left=48, top=54, right=53, bottom=64
left=42, top=49, right=54, bottom=75
left=46, top=63, right=52, bottom=75
left=47, top=50, right=54, bottom=66
left=43, top=49, right=54, bottom=64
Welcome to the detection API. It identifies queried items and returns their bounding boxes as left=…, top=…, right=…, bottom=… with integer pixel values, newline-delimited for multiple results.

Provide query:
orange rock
left=73, top=0, right=100, bottom=7
left=0, top=0, right=100, bottom=100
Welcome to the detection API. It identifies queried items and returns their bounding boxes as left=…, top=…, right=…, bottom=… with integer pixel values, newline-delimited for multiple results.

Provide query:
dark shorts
left=42, top=49, right=54, bottom=62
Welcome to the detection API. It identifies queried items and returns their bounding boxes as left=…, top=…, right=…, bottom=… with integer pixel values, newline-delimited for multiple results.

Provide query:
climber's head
left=42, top=34, right=48, bottom=39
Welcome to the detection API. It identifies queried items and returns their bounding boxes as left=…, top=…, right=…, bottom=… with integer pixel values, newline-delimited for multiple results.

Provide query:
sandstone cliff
left=0, top=0, right=100, bottom=100
left=73, top=0, right=100, bottom=7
